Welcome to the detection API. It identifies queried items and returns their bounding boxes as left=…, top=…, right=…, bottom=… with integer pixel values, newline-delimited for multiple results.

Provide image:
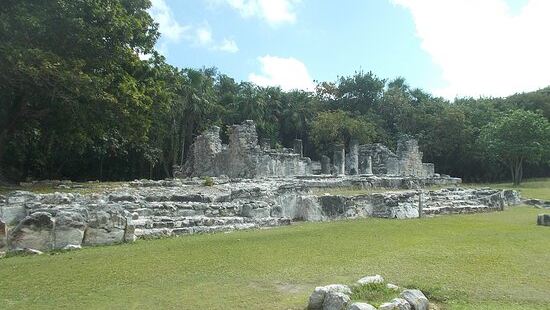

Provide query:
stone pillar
left=365, top=156, right=373, bottom=175
left=321, top=155, right=331, bottom=175
left=333, top=144, right=345, bottom=175
left=0, top=219, right=6, bottom=252
left=349, top=140, right=359, bottom=175
left=293, top=139, right=303, bottom=157
left=418, top=191, right=424, bottom=218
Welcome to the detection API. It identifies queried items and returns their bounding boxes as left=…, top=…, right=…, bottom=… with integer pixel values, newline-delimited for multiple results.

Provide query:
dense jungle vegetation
left=1, top=0, right=549, bottom=184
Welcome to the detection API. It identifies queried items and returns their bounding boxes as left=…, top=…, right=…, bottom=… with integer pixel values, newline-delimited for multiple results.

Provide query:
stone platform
left=0, top=175, right=520, bottom=253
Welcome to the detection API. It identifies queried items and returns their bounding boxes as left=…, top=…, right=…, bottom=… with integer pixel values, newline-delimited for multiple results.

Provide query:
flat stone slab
left=537, top=214, right=550, bottom=226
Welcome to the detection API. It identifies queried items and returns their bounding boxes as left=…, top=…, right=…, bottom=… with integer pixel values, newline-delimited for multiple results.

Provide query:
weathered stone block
left=400, top=289, right=429, bottom=310
left=0, top=219, right=7, bottom=251
left=537, top=214, right=550, bottom=226
left=9, top=212, right=55, bottom=251
left=54, top=210, right=87, bottom=249
left=83, top=208, right=128, bottom=246
left=348, top=303, right=376, bottom=310
left=379, top=298, right=411, bottom=310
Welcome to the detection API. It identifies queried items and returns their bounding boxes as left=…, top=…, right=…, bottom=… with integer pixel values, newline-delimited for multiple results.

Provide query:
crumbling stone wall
left=396, top=137, right=427, bottom=177
left=358, top=144, right=399, bottom=175
left=178, top=120, right=312, bottom=178
left=357, top=138, right=435, bottom=177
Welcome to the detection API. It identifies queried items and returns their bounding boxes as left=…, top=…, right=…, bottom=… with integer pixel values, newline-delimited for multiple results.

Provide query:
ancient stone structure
left=333, top=144, right=346, bottom=175
left=354, top=136, right=435, bottom=177
left=321, top=155, right=331, bottom=175
left=175, top=120, right=312, bottom=178
left=177, top=120, right=441, bottom=180
left=0, top=176, right=520, bottom=253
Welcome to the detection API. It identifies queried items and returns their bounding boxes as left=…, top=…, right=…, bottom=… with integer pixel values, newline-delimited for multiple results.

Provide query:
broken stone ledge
left=0, top=176, right=520, bottom=254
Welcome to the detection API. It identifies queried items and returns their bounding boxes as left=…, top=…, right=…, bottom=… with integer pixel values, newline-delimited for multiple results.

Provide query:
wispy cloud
left=249, top=55, right=314, bottom=91
left=216, top=39, right=240, bottom=53
left=210, top=0, right=300, bottom=26
left=149, top=0, right=189, bottom=41
left=149, top=0, right=239, bottom=54
left=393, top=0, right=550, bottom=99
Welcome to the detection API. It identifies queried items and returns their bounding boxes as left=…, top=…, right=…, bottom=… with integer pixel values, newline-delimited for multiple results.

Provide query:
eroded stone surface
left=9, top=212, right=55, bottom=251
left=0, top=176, right=520, bottom=252
left=322, top=291, right=350, bottom=310
left=400, top=289, right=429, bottom=310
left=348, top=303, right=377, bottom=310
left=537, top=214, right=550, bottom=226
left=357, top=274, right=384, bottom=285
left=0, top=218, right=7, bottom=251
left=379, top=298, right=412, bottom=310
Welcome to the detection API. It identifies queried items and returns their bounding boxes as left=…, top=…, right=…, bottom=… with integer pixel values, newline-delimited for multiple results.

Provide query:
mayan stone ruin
left=175, top=120, right=439, bottom=179
left=0, top=120, right=525, bottom=255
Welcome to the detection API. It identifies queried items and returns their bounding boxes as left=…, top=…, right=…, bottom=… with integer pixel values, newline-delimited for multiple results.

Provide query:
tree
left=479, top=109, right=550, bottom=185
left=0, top=0, right=160, bottom=180
left=310, top=110, right=377, bottom=155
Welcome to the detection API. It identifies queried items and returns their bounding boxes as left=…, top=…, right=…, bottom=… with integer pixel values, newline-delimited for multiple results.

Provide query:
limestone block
left=348, top=303, right=377, bottom=310
left=357, top=274, right=384, bottom=285
left=379, top=298, right=412, bottom=310
left=9, top=212, right=55, bottom=251
left=0, top=204, right=27, bottom=225
left=322, top=291, right=350, bottom=310
left=83, top=208, right=128, bottom=246
left=40, top=192, right=73, bottom=205
left=308, top=284, right=352, bottom=310
left=54, top=210, right=87, bottom=249
left=0, top=219, right=7, bottom=251
left=400, top=289, right=429, bottom=310
left=537, top=214, right=550, bottom=226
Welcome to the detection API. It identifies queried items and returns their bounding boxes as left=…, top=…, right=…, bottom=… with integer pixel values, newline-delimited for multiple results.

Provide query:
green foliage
left=310, top=110, right=376, bottom=153
left=479, top=109, right=550, bottom=185
left=203, top=176, right=214, bottom=187
left=1, top=1, right=550, bottom=183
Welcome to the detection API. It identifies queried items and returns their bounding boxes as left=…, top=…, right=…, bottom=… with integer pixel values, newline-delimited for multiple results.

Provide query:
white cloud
left=195, top=27, right=213, bottom=45
left=393, top=0, right=550, bottom=99
left=249, top=56, right=314, bottom=91
left=149, top=0, right=238, bottom=54
left=213, top=0, right=299, bottom=26
left=216, top=39, right=240, bottom=53
left=149, top=0, right=189, bottom=41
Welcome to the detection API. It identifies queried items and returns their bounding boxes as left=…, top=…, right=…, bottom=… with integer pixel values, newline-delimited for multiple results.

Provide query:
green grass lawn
left=1, top=207, right=548, bottom=309
left=1, top=179, right=549, bottom=309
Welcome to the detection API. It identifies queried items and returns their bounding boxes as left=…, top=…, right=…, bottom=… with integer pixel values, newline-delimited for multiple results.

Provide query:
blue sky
left=149, top=0, right=549, bottom=99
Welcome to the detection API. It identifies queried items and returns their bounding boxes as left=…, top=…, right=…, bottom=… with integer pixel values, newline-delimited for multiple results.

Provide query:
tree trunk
left=511, top=159, right=523, bottom=186
left=0, top=92, right=26, bottom=182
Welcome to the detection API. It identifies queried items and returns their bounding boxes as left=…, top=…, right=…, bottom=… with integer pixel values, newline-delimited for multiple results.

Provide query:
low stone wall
left=0, top=176, right=520, bottom=253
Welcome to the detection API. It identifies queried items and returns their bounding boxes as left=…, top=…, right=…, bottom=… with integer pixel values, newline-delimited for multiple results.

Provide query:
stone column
left=418, top=191, right=424, bottom=218
left=320, top=155, right=331, bottom=175
left=349, top=140, right=359, bottom=175
left=365, top=156, right=373, bottom=175
left=0, top=219, right=6, bottom=252
left=333, top=144, right=345, bottom=175
left=293, top=139, right=303, bottom=157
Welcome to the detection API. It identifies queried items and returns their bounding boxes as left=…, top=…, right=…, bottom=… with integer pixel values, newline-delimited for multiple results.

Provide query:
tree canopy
left=479, top=110, right=550, bottom=185
left=2, top=0, right=550, bottom=184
